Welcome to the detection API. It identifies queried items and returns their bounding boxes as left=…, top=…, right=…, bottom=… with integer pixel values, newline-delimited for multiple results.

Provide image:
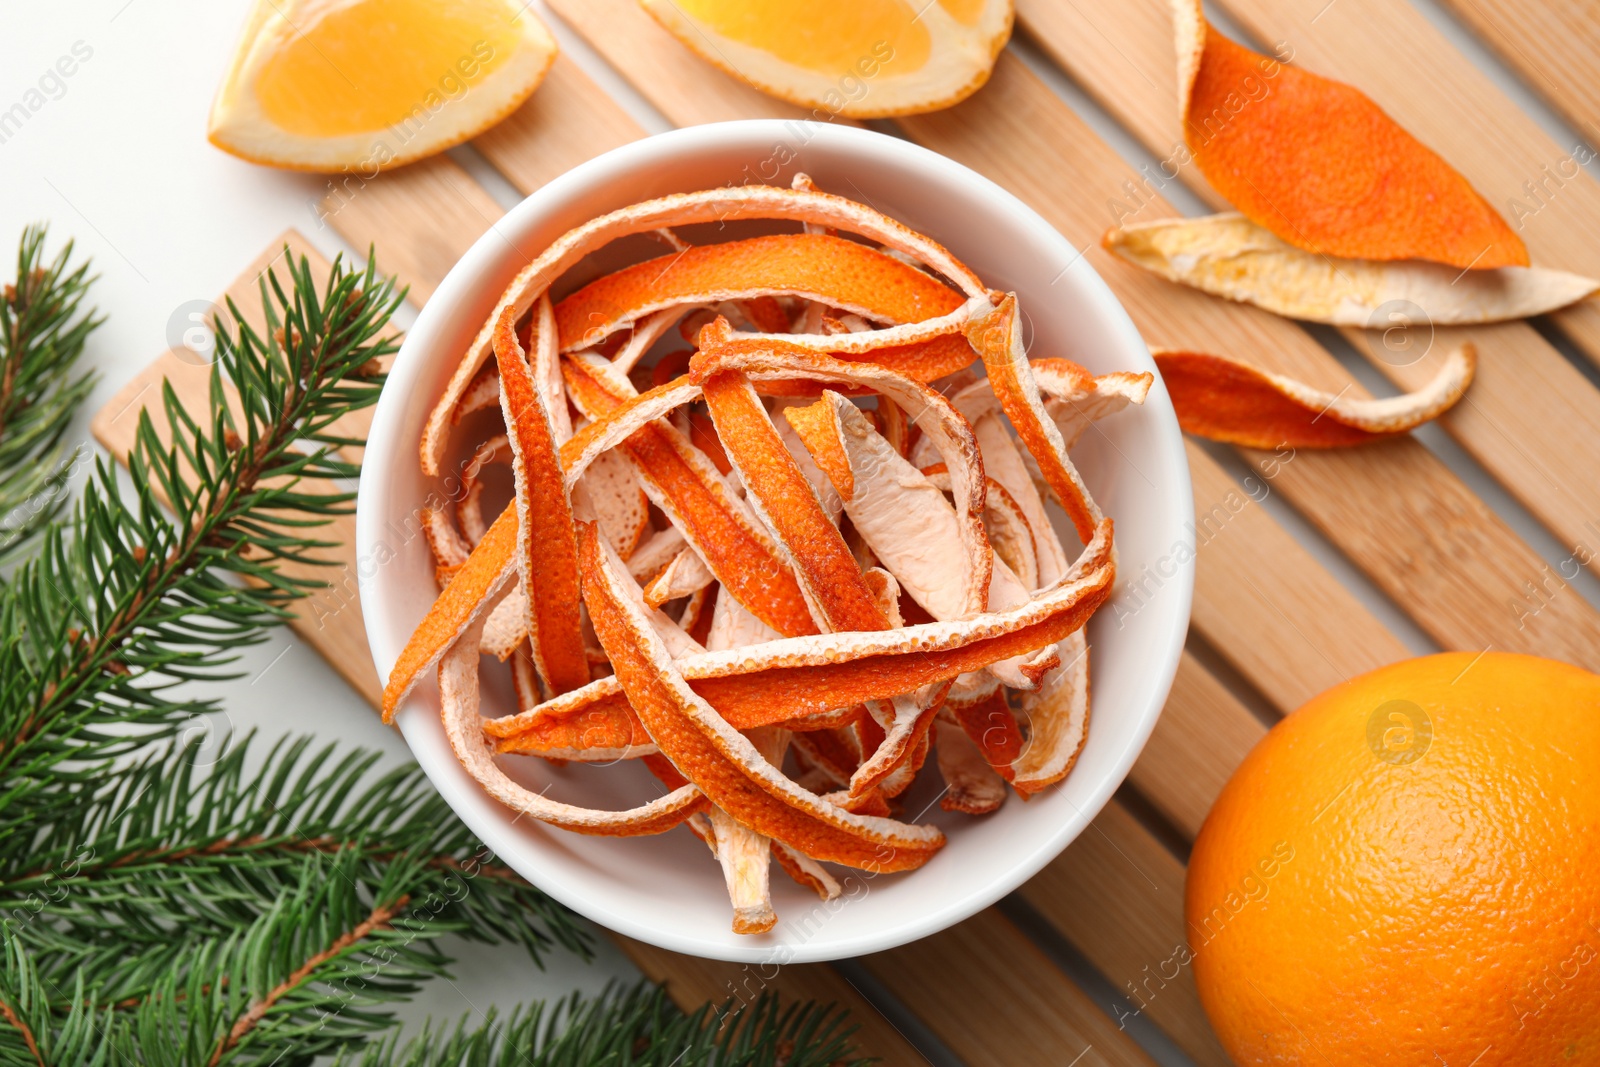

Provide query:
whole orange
left=1186, top=652, right=1600, bottom=1065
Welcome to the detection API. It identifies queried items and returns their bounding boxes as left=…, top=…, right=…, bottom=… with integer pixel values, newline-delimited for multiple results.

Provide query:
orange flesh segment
left=1185, top=25, right=1525, bottom=269
left=493, top=308, right=591, bottom=695
left=553, top=233, right=964, bottom=350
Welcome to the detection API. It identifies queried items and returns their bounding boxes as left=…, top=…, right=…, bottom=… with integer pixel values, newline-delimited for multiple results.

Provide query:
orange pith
left=387, top=181, right=1156, bottom=932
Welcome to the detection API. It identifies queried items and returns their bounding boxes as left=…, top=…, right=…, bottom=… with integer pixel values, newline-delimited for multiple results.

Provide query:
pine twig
left=0, top=247, right=399, bottom=827
left=0, top=225, right=98, bottom=567
left=208, top=892, right=411, bottom=1065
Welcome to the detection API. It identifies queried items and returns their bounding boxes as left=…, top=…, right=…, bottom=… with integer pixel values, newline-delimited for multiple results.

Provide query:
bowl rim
left=357, top=118, right=1194, bottom=962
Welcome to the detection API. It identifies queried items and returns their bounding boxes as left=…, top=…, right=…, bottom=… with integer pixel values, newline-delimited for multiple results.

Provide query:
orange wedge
left=208, top=0, right=556, bottom=173
left=639, top=0, right=1013, bottom=118
left=1174, top=0, right=1523, bottom=269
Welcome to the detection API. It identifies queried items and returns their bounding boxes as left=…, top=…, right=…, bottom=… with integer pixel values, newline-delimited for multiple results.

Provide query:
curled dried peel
left=1106, top=214, right=1597, bottom=326
left=1154, top=344, right=1476, bottom=448
left=494, top=307, right=590, bottom=696
left=578, top=521, right=944, bottom=871
left=392, top=184, right=1145, bottom=933
left=965, top=295, right=1103, bottom=545
left=439, top=614, right=702, bottom=834
left=561, top=354, right=817, bottom=637
left=421, top=184, right=987, bottom=477
left=554, top=233, right=964, bottom=351
left=701, top=366, right=888, bottom=635
left=484, top=520, right=1115, bottom=746
left=1172, top=0, right=1525, bottom=269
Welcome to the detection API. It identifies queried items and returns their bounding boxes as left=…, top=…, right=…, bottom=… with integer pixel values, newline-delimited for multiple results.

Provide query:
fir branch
left=2, top=733, right=588, bottom=1004
left=0, top=225, right=98, bottom=567
left=0, top=248, right=399, bottom=825
left=337, top=984, right=867, bottom=1067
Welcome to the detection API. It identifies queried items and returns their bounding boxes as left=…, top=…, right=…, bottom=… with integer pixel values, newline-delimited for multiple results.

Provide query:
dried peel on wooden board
left=1104, top=214, right=1598, bottom=326
left=1172, top=0, right=1525, bottom=270
left=384, top=177, right=1148, bottom=933
left=1153, top=345, right=1477, bottom=449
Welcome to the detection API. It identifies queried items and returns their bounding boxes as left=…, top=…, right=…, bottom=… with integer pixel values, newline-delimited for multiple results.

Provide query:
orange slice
left=1174, top=0, right=1524, bottom=269
left=1153, top=344, right=1476, bottom=449
left=639, top=0, right=1013, bottom=118
left=208, top=0, right=557, bottom=173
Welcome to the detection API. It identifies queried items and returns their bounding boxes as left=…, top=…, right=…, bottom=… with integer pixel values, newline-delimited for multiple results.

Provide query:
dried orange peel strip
left=1154, top=344, right=1476, bottom=449
left=484, top=520, right=1114, bottom=744
left=1105, top=213, right=1596, bottom=326
left=494, top=306, right=591, bottom=696
left=561, top=354, right=817, bottom=637
left=578, top=521, right=944, bottom=871
left=438, top=612, right=704, bottom=834
left=1173, top=0, right=1525, bottom=269
left=553, top=233, right=964, bottom=352
left=965, top=294, right=1103, bottom=545
left=420, top=183, right=989, bottom=477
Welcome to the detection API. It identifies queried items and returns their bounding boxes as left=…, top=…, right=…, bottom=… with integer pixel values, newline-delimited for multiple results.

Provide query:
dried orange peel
left=1154, top=344, right=1476, bottom=449
left=1104, top=214, right=1597, bottom=327
left=1173, top=0, right=1524, bottom=270
left=388, top=180, right=1151, bottom=932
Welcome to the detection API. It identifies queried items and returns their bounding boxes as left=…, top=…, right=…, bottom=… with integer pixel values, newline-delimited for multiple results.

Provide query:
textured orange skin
left=492, top=308, right=591, bottom=695
left=701, top=369, right=890, bottom=634
left=1189, top=29, right=1528, bottom=270
left=553, top=233, right=964, bottom=349
left=1187, top=652, right=1600, bottom=1066
left=1154, top=350, right=1387, bottom=448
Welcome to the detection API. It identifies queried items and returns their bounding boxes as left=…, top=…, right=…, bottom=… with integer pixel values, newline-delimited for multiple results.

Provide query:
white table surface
left=5, top=0, right=1599, bottom=1058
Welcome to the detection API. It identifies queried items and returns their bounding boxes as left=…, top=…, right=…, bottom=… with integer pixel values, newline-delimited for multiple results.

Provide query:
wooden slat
left=319, top=155, right=504, bottom=306
left=864, top=909, right=1157, bottom=1067
left=474, top=54, right=644, bottom=193
left=1025, top=803, right=1229, bottom=1066
left=1182, top=442, right=1409, bottom=710
left=1204, top=0, right=1600, bottom=376
left=893, top=55, right=1600, bottom=672
left=1436, top=0, right=1600, bottom=136
left=1015, top=0, right=1600, bottom=601
left=90, top=234, right=379, bottom=707
left=1129, top=652, right=1264, bottom=841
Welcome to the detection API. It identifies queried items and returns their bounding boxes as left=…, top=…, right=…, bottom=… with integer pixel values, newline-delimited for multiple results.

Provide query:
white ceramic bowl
left=357, top=120, right=1193, bottom=963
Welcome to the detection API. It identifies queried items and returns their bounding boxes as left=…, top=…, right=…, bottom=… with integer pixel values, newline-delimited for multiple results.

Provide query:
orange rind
left=1105, top=214, right=1596, bottom=327
left=1154, top=344, right=1477, bottom=449
left=388, top=183, right=1156, bottom=932
left=1172, top=0, right=1525, bottom=270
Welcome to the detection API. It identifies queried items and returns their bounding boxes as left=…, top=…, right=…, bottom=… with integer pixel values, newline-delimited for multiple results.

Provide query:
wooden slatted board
left=92, top=4, right=1600, bottom=1063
